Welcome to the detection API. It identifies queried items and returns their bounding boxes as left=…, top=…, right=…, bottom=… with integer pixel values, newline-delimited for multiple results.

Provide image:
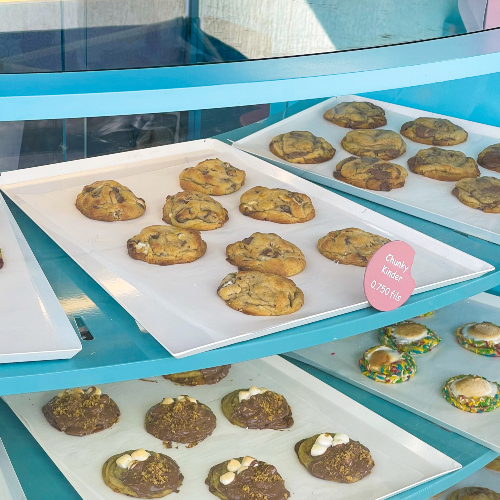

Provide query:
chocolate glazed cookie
left=163, top=365, right=231, bottom=386
left=221, top=386, right=293, bottom=430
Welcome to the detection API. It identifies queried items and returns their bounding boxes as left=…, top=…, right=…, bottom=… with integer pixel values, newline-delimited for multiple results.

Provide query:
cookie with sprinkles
left=359, top=345, right=417, bottom=383
left=455, top=322, right=500, bottom=357
left=443, top=374, right=500, bottom=413
left=379, top=321, right=441, bottom=354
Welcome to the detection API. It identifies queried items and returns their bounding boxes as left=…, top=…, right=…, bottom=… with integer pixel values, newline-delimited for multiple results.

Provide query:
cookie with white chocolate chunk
left=221, top=386, right=293, bottom=430
left=359, top=345, right=417, bottom=383
left=379, top=320, right=441, bottom=354
left=145, top=395, right=216, bottom=447
left=42, top=386, right=120, bottom=436
left=295, top=432, right=374, bottom=483
left=443, top=374, right=500, bottom=413
left=103, top=449, right=183, bottom=498
left=455, top=322, right=500, bottom=357
left=205, top=456, right=290, bottom=500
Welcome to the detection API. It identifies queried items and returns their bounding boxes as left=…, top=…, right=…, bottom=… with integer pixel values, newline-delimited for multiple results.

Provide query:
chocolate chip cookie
left=239, top=186, right=315, bottom=224
left=400, top=117, right=467, bottom=146
left=217, top=270, right=304, bottom=316
left=162, top=190, right=228, bottom=231
left=324, top=101, right=387, bottom=129
left=269, top=131, right=335, bottom=164
left=164, top=365, right=231, bottom=386
left=478, top=143, right=500, bottom=172
left=341, top=129, right=406, bottom=160
left=226, top=232, right=306, bottom=277
left=452, top=177, right=500, bottom=213
left=318, top=228, right=390, bottom=266
left=76, top=180, right=146, bottom=222
left=407, top=147, right=479, bottom=181
left=127, top=225, right=207, bottom=265
left=334, top=156, right=407, bottom=191
left=179, top=158, right=246, bottom=196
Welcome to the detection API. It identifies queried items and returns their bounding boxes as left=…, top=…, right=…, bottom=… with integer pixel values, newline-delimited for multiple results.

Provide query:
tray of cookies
left=288, top=292, right=500, bottom=453
left=233, top=95, right=500, bottom=245
left=0, top=192, right=81, bottom=363
left=2, top=356, right=461, bottom=500
left=0, top=139, right=492, bottom=358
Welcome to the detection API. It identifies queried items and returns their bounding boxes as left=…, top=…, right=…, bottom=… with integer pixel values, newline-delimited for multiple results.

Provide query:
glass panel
left=0, top=0, right=488, bottom=74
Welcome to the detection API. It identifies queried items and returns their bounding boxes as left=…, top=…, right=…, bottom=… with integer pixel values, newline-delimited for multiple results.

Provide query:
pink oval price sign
left=363, top=241, right=416, bottom=311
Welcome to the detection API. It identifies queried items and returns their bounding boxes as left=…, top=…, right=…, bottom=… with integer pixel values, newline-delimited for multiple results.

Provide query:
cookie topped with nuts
left=205, top=457, right=290, bottom=500
left=239, top=186, right=315, bottom=224
left=179, top=158, right=246, bottom=196
left=75, top=180, right=146, bottom=222
left=163, top=365, right=231, bottom=386
left=324, top=101, right=387, bottom=129
left=145, top=395, right=217, bottom=447
left=341, top=129, right=406, bottom=160
left=452, top=177, right=500, bottom=213
left=42, top=386, right=120, bottom=436
left=103, top=449, right=183, bottom=498
left=162, top=190, right=228, bottom=231
left=269, top=131, right=335, bottom=164
left=221, top=386, right=294, bottom=430
left=401, top=117, right=467, bottom=146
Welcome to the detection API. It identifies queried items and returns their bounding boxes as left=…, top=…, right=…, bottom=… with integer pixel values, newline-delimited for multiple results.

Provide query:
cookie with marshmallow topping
left=359, top=345, right=417, bottom=383
left=102, top=449, right=183, bottom=498
left=443, top=374, right=500, bottom=413
left=221, top=386, right=293, bottom=430
left=42, top=386, right=120, bottom=436
left=455, top=322, right=500, bottom=357
left=205, top=456, right=290, bottom=500
left=295, top=433, right=374, bottom=483
left=145, top=395, right=216, bottom=447
left=379, top=320, right=441, bottom=354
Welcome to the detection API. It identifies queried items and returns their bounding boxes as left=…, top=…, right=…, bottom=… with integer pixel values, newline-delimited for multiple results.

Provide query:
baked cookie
left=455, top=322, right=500, bottom=357
left=414, top=311, right=434, bottom=318
left=452, top=177, right=500, bottom=213
left=206, top=457, right=290, bottom=500
left=379, top=321, right=441, bottom=354
left=486, top=456, right=500, bottom=472
left=269, top=131, right=335, bottom=164
left=447, top=487, right=500, bottom=500
left=295, top=432, right=374, bottom=483
left=76, top=180, right=145, bottom=222
left=221, top=386, right=293, bottom=430
left=443, top=374, right=500, bottom=413
left=103, top=449, right=183, bottom=498
left=0, top=249, right=3, bottom=269
left=324, top=101, right=387, bottom=129
left=226, top=232, right=306, bottom=277
left=162, top=191, right=228, bottom=231
left=408, top=147, right=479, bottom=181
left=163, top=365, right=231, bottom=386
left=42, top=387, right=120, bottom=436
left=478, top=144, right=500, bottom=172
left=179, top=158, right=246, bottom=196
left=127, top=225, right=206, bottom=266
left=359, top=345, right=417, bottom=383
left=334, top=156, right=407, bottom=191
left=400, top=117, right=467, bottom=146
left=239, top=186, right=315, bottom=224
left=145, top=395, right=216, bottom=447
left=217, top=270, right=304, bottom=316
left=317, top=228, right=390, bottom=267
left=341, top=129, right=406, bottom=160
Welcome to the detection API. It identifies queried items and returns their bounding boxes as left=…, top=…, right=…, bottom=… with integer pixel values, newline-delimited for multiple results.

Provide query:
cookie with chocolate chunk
left=478, top=143, right=500, bottom=172
left=269, top=131, right=335, bottom=164
left=324, top=101, right=387, bottom=129
left=341, top=129, right=406, bottom=160
left=452, top=177, right=500, bottom=213
left=163, top=365, right=231, bottom=386
left=401, top=117, right=467, bottom=146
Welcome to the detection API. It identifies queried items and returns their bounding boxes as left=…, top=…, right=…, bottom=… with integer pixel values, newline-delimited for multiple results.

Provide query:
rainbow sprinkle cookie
left=455, top=322, right=500, bottom=357
left=359, top=345, right=417, bottom=383
left=379, top=321, right=441, bottom=354
left=443, top=374, right=500, bottom=413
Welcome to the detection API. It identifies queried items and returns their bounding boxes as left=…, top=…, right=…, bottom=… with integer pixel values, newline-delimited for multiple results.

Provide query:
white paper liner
left=433, top=466, right=500, bottom=499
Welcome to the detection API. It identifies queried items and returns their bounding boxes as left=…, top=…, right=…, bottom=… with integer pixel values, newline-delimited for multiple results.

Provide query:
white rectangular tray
left=234, top=95, right=500, bottom=245
left=288, top=292, right=500, bottom=453
left=0, top=139, right=492, bottom=358
left=433, top=466, right=499, bottom=499
left=2, top=356, right=461, bottom=500
left=0, top=439, right=26, bottom=500
left=0, top=192, right=81, bottom=363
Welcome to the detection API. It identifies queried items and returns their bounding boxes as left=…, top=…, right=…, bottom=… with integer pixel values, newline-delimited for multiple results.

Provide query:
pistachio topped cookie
left=226, top=232, right=306, bottom=277
left=400, top=117, right=467, bottom=146
left=221, top=386, right=293, bottom=429
left=455, top=322, right=500, bottom=357
left=295, top=432, right=374, bottom=483
left=269, top=131, right=335, bottom=164
left=103, top=449, right=183, bottom=498
left=453, top=177, right=500, bottom=213
left=206, top=457, right=290, bottom=500
left=163, top=365, right=231, bottom=386
left=42, top=386, right=120, bottom=436
left=341, top=129, right=406, bottom=160
left=379, top=321, right=441, bottom=354
left=408, top=147, right=479, bottom=181
left=478, top=144, right=500, bottom=172
left=324, top=101, right=387, bottom=129
left=76, top=180, right=145, bottom=222
left=179, top=158, right=246, bottom=196
left=359, top=345, right=417, bottom=383
left=443, top=375, right=500, bottom=413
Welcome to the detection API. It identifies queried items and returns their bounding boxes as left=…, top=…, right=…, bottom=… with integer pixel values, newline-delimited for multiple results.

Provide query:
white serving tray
left=0, top=193, right=81, bottom=363
left=288, top=292, right=500, bottom=453
left=0, top=439, right=26, bottom=500
left=3, top=356, right=461, bottom=500
left=0, top=140, right=492, bottom=358
left=234, top=95, right=500, bottom=245
left=432, top=466, right=499, bottom=499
